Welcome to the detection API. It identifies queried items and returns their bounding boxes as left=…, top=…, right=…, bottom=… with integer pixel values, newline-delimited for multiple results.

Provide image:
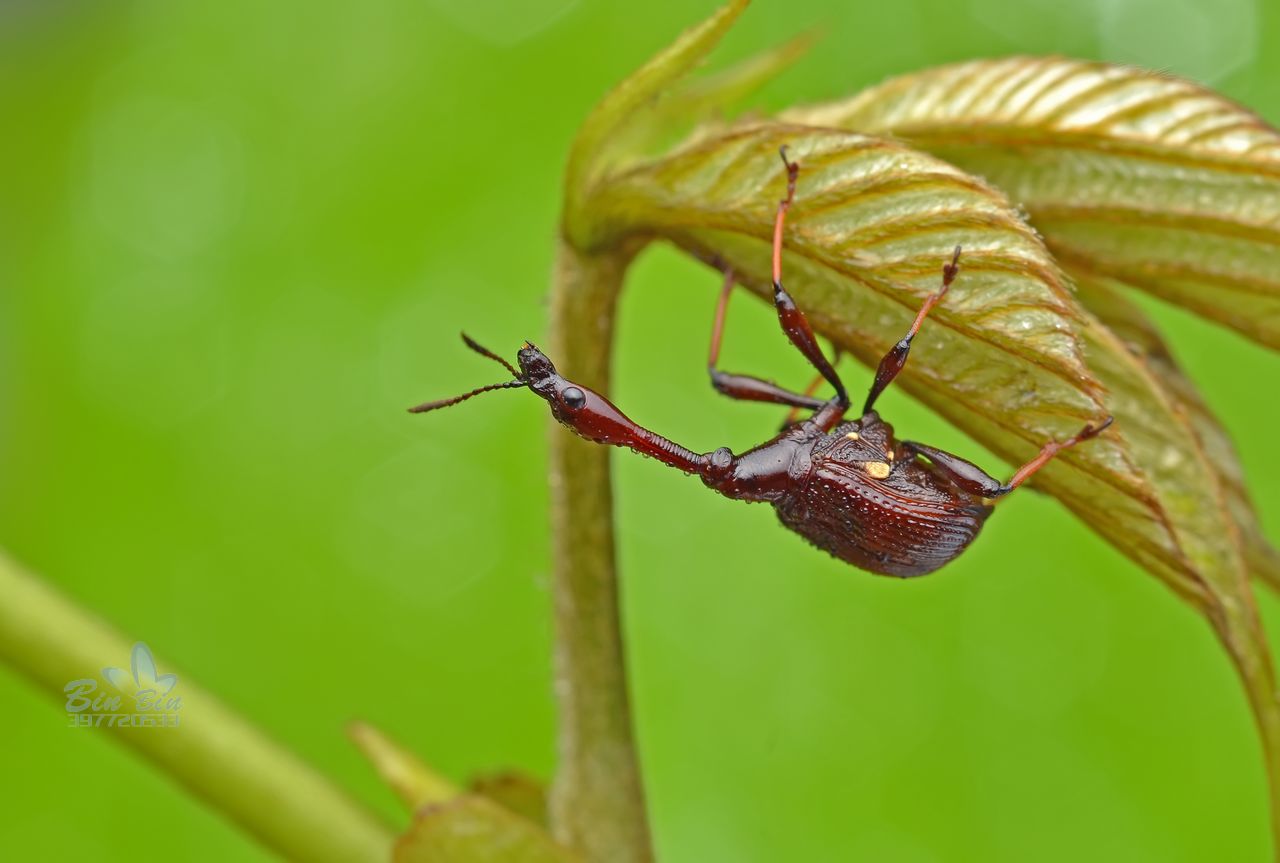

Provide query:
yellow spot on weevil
left=845, top=431, right=859, bottom=440
left=866, top=461, right=891, bottom=479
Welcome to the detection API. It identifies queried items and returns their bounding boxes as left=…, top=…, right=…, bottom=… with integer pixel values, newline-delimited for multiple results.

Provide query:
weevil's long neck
left=622, top=428, right=707, bottom=475
left=551, top=384, right=712, bottom=478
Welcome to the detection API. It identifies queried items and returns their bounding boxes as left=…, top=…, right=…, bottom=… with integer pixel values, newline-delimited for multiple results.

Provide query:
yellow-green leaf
left=601, top=28, right=816, bottom=173
left=585, top=122, right=1278, bottom=808
left=663, top=28, right=815, bottom=122
left=593, top=122, right=1229, bottom=592
left=1073, top=275, right=1280, bottom=591
left=784, top=57, right=1280, bottom=349
left=564, top=0, right=748, bottom=247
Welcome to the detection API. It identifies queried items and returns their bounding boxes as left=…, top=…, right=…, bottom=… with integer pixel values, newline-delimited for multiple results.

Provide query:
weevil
left=411, top=149, right=1113, bottom=577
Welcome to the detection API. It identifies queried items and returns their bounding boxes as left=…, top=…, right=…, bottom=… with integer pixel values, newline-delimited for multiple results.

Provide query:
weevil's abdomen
left=774, top=421, right=994, bottom=577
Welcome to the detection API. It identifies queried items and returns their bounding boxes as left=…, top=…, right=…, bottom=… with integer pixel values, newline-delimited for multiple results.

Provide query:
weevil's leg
left=903, top=416, right=1114, bottom=498
left=706, top=268, right=828, bottom=411
left=862, top=246, right=962, bottom=416
left=996, top=416, right=1114, bottom=494
left=898, top=441, right=1007, bottom=498
left=710, top=372, right=829, bottom=410
left=771, top=148, right=849, bottom=412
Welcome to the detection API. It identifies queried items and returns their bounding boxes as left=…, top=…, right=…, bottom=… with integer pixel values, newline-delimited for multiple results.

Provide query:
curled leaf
left=663, top=29, right=816, bottom=121
left=584, top=121, right=1277, bottom=795
left=593, top=125, right=1181, bottom=579
left=557, top=7, right=1280, bottom=851
left=563, top=0, right=749, bottom=247
left=603, top=28, right=817, bottom=170
left=1073, top=275, right=1280, bottom=591
left=785, top=57, right=1280, bottom=349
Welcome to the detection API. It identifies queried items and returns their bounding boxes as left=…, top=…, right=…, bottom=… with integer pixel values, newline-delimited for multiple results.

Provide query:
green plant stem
left=550, top=4, right=752, bottom=858
left=546, top=236, right=652, bottom=863
left=0, top=550, right=394, bottom=863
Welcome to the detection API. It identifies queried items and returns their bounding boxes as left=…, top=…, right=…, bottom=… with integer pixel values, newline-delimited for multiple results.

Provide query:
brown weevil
left=412, top=149, right=1113, bottom=577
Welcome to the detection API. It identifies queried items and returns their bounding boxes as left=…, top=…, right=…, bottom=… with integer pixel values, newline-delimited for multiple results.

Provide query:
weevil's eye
left=561, top=386, right=586, bottom=410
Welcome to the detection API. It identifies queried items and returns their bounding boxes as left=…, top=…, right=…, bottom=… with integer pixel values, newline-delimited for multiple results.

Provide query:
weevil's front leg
left=771, top=149, right=849, bottom=414
left=902, top=416, right=1114, bottom=498
left=706, top=269, right=829, bottom=411
left=862, top=246, right=961, bottom=416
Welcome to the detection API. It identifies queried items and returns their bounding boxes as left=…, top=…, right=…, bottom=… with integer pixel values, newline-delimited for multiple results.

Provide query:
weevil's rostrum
left=413, top=148, right=1112, bottom=577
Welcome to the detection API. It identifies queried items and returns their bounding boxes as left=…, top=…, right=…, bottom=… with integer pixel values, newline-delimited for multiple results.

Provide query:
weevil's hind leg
left=898, top=440, right=1007, bottom=497
left=862, top=246, right=962, bottom=416
left=705, top=268, right=828, bottom=411
left=903, top=416, right=1114, bottom=498
left=770, top=148, right=849, bottom=413
left=995, top=416, right=1115, bottom=495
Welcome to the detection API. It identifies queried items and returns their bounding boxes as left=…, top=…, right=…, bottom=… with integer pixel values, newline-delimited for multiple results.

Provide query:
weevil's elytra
left=412, top=147, right=1114, bottom=577
left=771, top=413, right=995, bottom=577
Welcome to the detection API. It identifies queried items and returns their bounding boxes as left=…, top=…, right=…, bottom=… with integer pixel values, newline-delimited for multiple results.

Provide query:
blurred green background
left=2, top=0, right=1278, bottom=860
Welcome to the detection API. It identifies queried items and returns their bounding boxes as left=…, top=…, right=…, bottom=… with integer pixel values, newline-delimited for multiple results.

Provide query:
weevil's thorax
left=711, top=413, right=895, bottom=504
left=710, top=430, right=809, bottom=503
left=811, top=412, right=898, bottom=468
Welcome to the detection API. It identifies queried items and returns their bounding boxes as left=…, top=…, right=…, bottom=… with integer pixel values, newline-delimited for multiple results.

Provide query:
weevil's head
left=409, top=334, right=590, bottom=419
left=516, top=342, right=556, bottom=392
left=517, top=342, right=590, bottom=422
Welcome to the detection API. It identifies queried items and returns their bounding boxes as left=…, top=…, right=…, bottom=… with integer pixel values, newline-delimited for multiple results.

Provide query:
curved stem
left=546, top=237, right=652, bottom=863
left=0, top=551, right=394, bottom=863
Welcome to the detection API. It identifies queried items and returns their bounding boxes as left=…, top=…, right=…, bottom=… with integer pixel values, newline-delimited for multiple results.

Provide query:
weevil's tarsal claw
left=1064, top=415, right=1115, bottom=445
left=778, top=144, right=798, bottom=174
left=943, top=246, right=962, bottom=286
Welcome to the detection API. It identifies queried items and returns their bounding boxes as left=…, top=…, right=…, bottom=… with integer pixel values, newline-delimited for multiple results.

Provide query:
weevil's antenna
left=461, top=332, right=520, bottom=378
left=408, top=379, right=527, bottom=414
